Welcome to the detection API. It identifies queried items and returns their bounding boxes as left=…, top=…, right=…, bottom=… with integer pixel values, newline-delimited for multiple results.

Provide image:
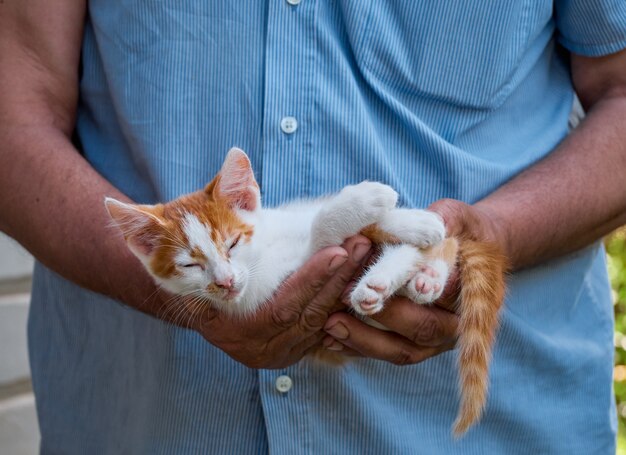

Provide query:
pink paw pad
left=350, top=275, right=392, bottom=316
left=419, top=265, right=439, bottom=277
left=366, top=282, right=387, bottom=292
left=406, top=262, right=448, bottom=305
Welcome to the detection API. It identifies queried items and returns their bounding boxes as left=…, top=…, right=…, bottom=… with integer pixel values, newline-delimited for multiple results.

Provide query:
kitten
left=105, top=148, right=506, bottom=436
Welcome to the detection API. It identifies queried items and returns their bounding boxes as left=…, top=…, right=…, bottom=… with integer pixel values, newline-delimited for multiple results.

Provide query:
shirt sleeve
left=554, top=0, right=626, bottom=56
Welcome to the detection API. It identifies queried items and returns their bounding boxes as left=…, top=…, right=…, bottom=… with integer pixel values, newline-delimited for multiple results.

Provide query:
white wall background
left=0, top=233, right=40, bottom=454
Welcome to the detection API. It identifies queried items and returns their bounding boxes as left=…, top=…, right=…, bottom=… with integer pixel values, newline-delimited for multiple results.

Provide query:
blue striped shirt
left=29, top=1, right=626, bottom=453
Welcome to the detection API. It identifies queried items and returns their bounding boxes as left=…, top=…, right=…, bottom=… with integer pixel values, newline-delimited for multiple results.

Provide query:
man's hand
left=427, top=198, right=507, bottom=310
left=321, top=199, right=505, bottom=365
left=193, top=236, right=371, bottom=369
left=322, top=296, right=458, bottom=365
left=321, top=41, right=626, bottom=361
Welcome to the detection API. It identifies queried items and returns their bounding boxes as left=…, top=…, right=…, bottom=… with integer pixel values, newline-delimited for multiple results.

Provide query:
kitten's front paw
left=419, top=212, right=446, bottom=247
left=380, top=209, right=445, bottom=248
left=341, top=182, right=398, bottom=221
left=403, top=260, right=449, bottom=304
left=350, top=275, right=391, bottom=316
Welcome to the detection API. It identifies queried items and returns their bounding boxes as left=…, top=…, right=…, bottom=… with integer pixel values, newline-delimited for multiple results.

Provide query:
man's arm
left=0, top=1, right=370, bottom=369
left=468, top=49, right=626, bottom=270
left=0, top=0, right=156, bottom=307
left=324, top=48, right=626, bottom=362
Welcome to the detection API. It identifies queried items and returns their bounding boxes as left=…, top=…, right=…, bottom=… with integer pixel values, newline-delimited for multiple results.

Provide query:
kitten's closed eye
left=182, top=263, right=204, bottom=270
left=228, top=234, right=241, bottom=252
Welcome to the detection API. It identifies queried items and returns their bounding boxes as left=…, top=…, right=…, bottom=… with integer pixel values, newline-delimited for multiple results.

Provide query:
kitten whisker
left=169, top=297, right=195, bottom=328
left=157, top=291, right=200, bottom=323
left=140, top=284, right=164, bottom=311
left=184, top=299, right=206, bottom=330
left=157, top=296, right=183, bottom=323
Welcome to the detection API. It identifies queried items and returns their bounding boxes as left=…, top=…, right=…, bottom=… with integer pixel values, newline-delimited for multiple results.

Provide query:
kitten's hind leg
left=350, top=244, right=423, bottom=316
left=401, top=259, right=450, bottom=304
left=401, top=238, right=458, bottom=304
left=309, top=182, right=398, bottom=253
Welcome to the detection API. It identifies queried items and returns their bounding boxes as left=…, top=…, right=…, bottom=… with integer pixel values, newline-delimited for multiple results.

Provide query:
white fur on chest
left=236, top=203, right=322, bottom=305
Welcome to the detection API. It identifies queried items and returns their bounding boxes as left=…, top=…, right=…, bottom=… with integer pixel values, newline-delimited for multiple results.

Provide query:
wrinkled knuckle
left=436, top=198, right=459, bottom=213
left=409, top=314, right=445, bottom=346
left=299, top=306, right=328, bottom=333
left=391, top=348, right=417, bottom=366
left=309, top=275, right=330, bottom=293
left=450, top=201, right=467, bottom=221
left=430, top=199, right=463, bottom=235
left=271, top=306, right=300, bottom=329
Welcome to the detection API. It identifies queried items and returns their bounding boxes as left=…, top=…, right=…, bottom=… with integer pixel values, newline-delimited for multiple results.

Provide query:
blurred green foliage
left=608, top=228, right=626, bottom=453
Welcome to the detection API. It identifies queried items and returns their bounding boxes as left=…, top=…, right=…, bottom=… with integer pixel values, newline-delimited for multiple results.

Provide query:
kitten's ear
left=104, top=197, right=164, bottom=257
left=212, top=147, right=260, bottom=211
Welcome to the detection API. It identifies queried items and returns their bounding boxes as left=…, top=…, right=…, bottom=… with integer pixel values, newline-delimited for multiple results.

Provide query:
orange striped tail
left=453, top=239, right=507, bottom=436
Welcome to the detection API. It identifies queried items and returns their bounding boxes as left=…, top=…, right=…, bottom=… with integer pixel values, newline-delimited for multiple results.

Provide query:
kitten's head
left=105, top=148, right=261, bottom=314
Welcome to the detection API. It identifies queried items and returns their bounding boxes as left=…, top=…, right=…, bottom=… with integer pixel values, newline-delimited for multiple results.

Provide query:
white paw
left=340, top=182, right=398, bottom=222
left=379, top=209, right=445, bottom=248
left=403, top=260, right=449, bottom=304
left=350, top=275, right=391, bottom=316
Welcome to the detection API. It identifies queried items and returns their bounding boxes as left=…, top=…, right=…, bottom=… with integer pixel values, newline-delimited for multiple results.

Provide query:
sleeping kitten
left=105, top=148, right=506, bottom=436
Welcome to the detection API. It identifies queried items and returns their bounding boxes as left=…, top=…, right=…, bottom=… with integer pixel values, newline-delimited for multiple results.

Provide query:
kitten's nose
left=215, top=276, right=234, bottom=290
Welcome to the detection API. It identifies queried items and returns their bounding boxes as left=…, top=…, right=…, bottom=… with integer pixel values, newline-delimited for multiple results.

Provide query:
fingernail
left=326, top=340, right=344, bottom=351
left=323, top=336, right=344, bottom=351
left=352, top=242, right=371, bottom=262
left=325, top=322, right=349, bottom=340
left=328, top=254, right=348, bottom=273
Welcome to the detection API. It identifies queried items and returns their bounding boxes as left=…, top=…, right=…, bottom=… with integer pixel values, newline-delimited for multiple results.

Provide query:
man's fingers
left=371, top=297, right=458, bottom=347
left=268, top=235, right=371, bottom=335
left=323, top=313, right=455, bottom=365
left=267, top=245, right=349, bottom=328
left=299, top=235, right=372, bottom=330
left=321, top=335, right=363, bottom=357
left=288, top=331, right=327, bottom=359
left=429, top=198, right=504, bottom=249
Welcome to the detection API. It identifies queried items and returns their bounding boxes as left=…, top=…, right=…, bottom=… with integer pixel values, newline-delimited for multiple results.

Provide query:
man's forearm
left=475, top=92, right=626, bottom=270
left=0, top=0, right=160, bottom=311
left=0, top=125, right=158, bottom=310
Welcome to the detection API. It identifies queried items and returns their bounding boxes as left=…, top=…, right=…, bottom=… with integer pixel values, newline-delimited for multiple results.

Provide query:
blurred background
left=0, top=229, right=625, bottom=453
left=0, top=233, right=38, bottom=454
left=610, top=228, right=626, bottom=454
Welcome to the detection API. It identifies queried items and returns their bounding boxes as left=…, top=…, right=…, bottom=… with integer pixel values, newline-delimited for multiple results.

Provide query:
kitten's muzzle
left=224, top=289, right=240, bottom=300
left=207, top=276, right=240, bottom=301
left=214, top=276, right=234, bottom=290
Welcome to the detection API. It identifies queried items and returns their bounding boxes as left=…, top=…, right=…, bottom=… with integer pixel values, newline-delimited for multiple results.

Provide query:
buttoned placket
left=259, top=0, right=317, bottom=205
left=258, top=1, right=318, bottom=453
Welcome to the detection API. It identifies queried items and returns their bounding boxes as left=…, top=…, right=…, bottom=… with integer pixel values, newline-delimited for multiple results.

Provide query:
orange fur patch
left=359, top=224, right=507, bottom=436
left=453, top=239, right=507, bottom=435
left=360, top=224, right=401, bottom=244
left=138, top=176, right=254, bottom=279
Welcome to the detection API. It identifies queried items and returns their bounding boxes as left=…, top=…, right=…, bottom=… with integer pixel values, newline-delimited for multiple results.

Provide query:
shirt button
left=280, top=116, right=298, bottom=134
left=286, top=0, right=301, bottom=5
left=275, top=375, right=293, bottom=393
